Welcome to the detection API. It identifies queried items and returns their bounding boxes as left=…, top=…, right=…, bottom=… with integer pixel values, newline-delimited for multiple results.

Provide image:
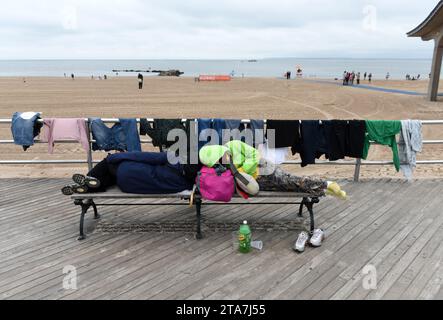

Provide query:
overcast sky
left=0, top=0, right=440, bottom=59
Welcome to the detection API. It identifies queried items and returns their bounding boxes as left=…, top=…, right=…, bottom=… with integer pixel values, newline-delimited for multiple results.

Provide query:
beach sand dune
left=0, top=76, right=442, bottom=179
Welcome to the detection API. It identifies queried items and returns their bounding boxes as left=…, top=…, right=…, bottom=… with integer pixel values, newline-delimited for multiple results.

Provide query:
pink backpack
left=196, top=166, right=235, bottom=202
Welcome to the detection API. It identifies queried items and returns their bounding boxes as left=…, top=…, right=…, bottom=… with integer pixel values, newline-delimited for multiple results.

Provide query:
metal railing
left=1, top=118, right=442, bottom=181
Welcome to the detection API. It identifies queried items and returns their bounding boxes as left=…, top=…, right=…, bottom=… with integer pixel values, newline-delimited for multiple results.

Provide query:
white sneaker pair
left=293, top=229, right=325, bottom=253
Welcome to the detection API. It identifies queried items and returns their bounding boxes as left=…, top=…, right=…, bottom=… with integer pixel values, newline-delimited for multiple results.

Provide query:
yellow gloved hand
left=326, top=182, right=347, bottom=200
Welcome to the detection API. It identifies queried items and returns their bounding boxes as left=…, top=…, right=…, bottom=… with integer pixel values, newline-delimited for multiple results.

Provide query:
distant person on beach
left=386, top=72, right=390, bottom=80
left=71, top=73, right=75, bottom=80
left=138, top=73, right=144, bottom=89
left=368, top=73, right=372, bottom=83
left=356, top=72, right=361, bottom=85
left=286, top=71, right=291, bottom=80
left=343, top=71, right=347, bottom=85
left=417, top=74, right=420, bottom=80
left=364, top=72, right=367, bottom=81
left=104, top=75, right=107, bottom=80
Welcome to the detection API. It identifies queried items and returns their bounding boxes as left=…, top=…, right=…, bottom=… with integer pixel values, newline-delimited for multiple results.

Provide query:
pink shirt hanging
left=41, top=118, right=90, bottom=154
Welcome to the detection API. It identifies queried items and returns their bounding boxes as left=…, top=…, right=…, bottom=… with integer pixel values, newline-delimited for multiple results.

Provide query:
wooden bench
left=71, top=187, right=321, bottom=240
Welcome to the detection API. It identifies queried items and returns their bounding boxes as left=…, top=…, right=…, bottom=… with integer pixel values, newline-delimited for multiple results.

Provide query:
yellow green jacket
left=199, top=140, right=260, bottom=177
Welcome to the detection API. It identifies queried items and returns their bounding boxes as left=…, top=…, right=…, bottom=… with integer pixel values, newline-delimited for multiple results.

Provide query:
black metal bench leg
left=77, top=202, right=90, bottom=241
left=74, top=200, right=92, bottom=240
left=195, top=198, right=203, bottom=240
left=91, top=201, right=100, bottom=220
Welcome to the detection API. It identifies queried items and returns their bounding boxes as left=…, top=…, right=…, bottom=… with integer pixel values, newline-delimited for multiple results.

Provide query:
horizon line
left=0, top=57, right=433, bottom=61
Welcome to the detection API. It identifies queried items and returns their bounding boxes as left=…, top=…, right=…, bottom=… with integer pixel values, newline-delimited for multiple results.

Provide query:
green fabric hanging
left=362, top=120, right=402, bottom=171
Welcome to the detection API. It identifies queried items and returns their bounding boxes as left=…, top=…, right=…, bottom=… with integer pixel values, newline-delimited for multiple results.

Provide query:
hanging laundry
left=345, top=120, right=366, bottom=158
left=323, top=120, right=366, bottom=160
left=11, top=112, right=43, bottom=151
left=41, top=118, right=90, bottom=154
left=91, top=118, right=141, bottom=152
left=362, top=120, right=402, bottom=171
left=324, top=120, right=347, bottom=161
left=119, top=118, right=142, bottom=152
left=225, top=119, right=242, bottom=131
left=140, top=118, right=184, bottom=151
left=245, top=119, right=265, bottom=147
left=265, top=120, right=301, bottom=155
left=184, top=119, right=198, bottom=165
left=258, top=143, right=289, bottom=165
left=398, top=120, right=422, bottom=180
left=196, top=118, right=212, bottom=151
left=212, top=118, right=226, bottom=145
left=224, top=119, right=245, bottom=142
left=299, top=120, right=328, bottom=167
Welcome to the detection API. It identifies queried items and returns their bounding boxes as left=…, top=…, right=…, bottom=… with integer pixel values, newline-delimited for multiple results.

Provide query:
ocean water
left=0, top=58, right=435, bottom=80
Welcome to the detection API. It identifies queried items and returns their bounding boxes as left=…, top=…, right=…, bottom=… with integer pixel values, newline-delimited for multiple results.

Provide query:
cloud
left=0, top=0, right=438, bottom=59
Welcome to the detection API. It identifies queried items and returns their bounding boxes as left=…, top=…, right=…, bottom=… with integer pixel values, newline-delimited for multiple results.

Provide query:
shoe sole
left=61, top=186, right=74, bottom=196
left=72, top=173, right=86, bottom=185
left=74, top=185, right=88, bottom=193
left=309, top=235, right=325, bottom=247
left=293, top=247, right=305, bottom=253
left=72, top=174, right=100, bottom=188
left=86, top=179, right=100, bottom=188
left=309, top=242, right=322, bottom=247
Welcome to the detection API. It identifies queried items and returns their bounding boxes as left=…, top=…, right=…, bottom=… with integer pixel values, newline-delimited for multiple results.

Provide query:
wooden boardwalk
left=0, top=178, right=442, bottom=300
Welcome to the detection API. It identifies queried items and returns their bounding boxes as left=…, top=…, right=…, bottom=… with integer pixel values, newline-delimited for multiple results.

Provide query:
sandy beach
left=1, top=76, right=442, bottom=180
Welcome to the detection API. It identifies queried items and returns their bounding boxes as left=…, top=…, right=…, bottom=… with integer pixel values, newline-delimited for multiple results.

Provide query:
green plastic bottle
left=238, top=220, right=252, bottom=253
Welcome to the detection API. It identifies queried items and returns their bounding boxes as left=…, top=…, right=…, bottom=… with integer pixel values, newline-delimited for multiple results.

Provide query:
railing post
left=353, top=158, right=361, bottom=182
left=86, top=119, right=93, bottom=172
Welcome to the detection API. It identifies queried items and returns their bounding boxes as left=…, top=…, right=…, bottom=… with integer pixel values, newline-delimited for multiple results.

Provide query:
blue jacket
left=11, top=112, right=42, bottom=150
left=107, top=152, right=193, bottom=194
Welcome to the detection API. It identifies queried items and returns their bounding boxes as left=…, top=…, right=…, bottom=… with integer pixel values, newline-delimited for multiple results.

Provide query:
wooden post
left=428, top=39, right=443, bottom=101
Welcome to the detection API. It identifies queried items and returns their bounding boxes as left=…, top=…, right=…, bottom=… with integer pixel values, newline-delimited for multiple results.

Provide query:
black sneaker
left=61, top=185, right=75, bottom=196
left=61, top=184, right=89, bottom=196
left=72, top=174, right=100, bottom=188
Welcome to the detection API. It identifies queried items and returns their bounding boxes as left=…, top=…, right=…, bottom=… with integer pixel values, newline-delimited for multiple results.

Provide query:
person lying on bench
left=62, top=152, right=200, bottom=195
left=61, top=148, right=346, bottom=199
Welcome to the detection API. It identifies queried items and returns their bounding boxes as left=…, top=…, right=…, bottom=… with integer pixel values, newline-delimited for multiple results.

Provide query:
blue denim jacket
left=11, top=112, right=42, bottom=150
left=90, top=118, right=141, bottom=152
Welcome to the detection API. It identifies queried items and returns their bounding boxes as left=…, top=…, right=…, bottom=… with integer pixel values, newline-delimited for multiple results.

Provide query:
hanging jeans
left=90, top=118, right=141, bottom=152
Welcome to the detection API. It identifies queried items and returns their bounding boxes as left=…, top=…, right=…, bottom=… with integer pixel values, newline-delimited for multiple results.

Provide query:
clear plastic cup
left=251, top=240, right=263, bottom=251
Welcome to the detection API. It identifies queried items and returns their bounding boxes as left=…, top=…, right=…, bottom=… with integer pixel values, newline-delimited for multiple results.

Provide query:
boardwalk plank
left=0, top=178, right=442, bottom=300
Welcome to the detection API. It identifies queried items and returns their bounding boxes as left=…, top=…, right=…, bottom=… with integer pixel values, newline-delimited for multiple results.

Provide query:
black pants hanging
left=86, top=158, right=119, bottom=192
